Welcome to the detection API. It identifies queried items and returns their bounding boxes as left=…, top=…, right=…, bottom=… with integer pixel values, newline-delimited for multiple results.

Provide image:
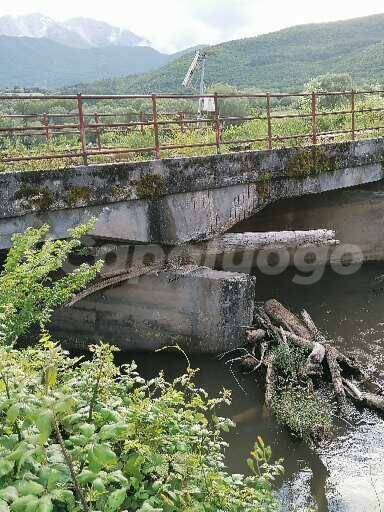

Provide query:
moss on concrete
left=136, top=174, right=166, bottom=200
left=256, top=171, right=272, bottom=200
left=66, top=186, right=92, bottom=206
left=14, top=184, right=54, bottom=210
left=111, top=186, right=135, bottom=201
left=287, top=147, right=341, bottom=179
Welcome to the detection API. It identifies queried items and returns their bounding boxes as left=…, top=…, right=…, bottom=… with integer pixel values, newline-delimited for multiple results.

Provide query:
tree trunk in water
left=326, top=345, right=346, bottom=408
left=264, top=299, right=312, bottom=340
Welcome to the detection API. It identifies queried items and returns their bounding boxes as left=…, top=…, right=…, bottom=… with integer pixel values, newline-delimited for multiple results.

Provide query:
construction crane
left=182, top=49, right=214, bottom=116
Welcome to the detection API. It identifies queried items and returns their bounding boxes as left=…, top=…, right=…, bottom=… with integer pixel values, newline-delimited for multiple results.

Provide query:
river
left=117, top=263, right=384, bottom=512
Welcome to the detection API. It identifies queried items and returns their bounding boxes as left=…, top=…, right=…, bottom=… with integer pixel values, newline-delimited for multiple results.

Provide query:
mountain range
left=0, top=36, right=170, bottom=89
left=2, top=13, right=384, bottom=92
left=0, top=13, right=148, bottom=48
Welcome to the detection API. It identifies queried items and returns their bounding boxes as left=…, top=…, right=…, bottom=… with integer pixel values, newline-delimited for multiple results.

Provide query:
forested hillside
left=68, top=13, right=384, bottom=94
left=0, top=36, right=169, bottom=88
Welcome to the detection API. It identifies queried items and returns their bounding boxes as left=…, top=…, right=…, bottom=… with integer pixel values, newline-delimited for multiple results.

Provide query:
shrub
left=0, top=222, right=102, bottom=345
left=0, top=339, right=284, bottom=511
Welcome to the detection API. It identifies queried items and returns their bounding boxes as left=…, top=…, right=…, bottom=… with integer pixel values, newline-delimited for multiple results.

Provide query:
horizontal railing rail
left=0, top=89, right=384, bottom=167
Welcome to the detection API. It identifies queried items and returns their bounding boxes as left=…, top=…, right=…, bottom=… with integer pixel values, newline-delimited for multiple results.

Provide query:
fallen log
left=325, top=345, right=346, bottom=408
left=343, top=378, right=384, bottom=412
left=361, top=392, right=384, bottom=412
left=264, top=299, right=312, bottom=339
left=265, top=356, right=276, bottom=410
left=201, top=230, right=339, bottom=253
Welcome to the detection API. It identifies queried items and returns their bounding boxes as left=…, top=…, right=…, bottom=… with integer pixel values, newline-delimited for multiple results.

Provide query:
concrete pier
left=53, top=265, right=256, bottom=353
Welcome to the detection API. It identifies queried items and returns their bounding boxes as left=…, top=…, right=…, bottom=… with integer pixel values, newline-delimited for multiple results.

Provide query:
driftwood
left=229, top=298, right=384, bottom=437
left=246, top=328, right=266, bottom=345
left=264, top=299, right=312, bottom=340
left=343, top=378, right=384, bottom=412
left=264, top=356, right=276, bottom=410
left=326, top=345, right=346, bottom=407
left=199, top=230, right=339, bottom=254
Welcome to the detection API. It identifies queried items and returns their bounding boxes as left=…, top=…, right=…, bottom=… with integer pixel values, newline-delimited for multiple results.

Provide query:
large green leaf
left=0, top=460, right=14, bottom=478
left=92, top=444, right=118, bottom=467
left=17, top=482, right=44, bottom=497
left=99, top=423, right=132, bottom=441
left=6, top=404, right=20, bottom=425
left=37, top=495, right=53, bottom=512
left=10, top=495, right=39, bottom=512
left=105, top=488, right=127, bottom=512
left=35, top=412, right=52, bottom=445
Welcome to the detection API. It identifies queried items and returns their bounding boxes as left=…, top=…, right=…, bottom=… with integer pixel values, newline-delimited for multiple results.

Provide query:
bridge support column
left=53, top=265, right=256, bottom=353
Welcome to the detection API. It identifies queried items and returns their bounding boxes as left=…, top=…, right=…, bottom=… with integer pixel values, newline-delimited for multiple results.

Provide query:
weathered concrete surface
left=0, top=138, right=383, bottom=248
left=52, top=265, right=256, bottom=353
left=232, top=181, right=384, bottom=263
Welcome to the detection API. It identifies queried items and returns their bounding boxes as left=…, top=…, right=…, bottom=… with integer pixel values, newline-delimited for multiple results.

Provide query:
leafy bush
left=0, top=339, right=284, bottom=511
left=0, top=223, right=102, bottom=345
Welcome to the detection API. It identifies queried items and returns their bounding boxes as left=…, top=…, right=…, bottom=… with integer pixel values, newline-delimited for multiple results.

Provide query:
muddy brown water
left=117, top=264, right=384, bottom=512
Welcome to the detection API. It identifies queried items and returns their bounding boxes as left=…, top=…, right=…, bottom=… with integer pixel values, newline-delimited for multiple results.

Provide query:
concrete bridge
left=2, top=138, right=384, bottom=352
left=1, top=138, right=383, bottom=250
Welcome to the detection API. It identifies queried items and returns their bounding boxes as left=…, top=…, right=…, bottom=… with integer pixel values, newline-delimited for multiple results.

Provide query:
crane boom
left=182, top=50, right=205, bottom=88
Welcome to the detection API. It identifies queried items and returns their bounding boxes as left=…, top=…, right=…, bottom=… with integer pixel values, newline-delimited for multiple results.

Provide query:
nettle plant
left=0, top=224, right=283, bottom=511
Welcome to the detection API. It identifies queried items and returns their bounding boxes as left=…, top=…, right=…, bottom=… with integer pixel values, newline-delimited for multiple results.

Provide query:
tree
left=303, top=73, right=354, bottom=110
left=208, top=83, right=250, bottom=120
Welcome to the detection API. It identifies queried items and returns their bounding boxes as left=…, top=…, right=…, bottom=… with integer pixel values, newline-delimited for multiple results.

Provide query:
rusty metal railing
left=1, top=90, right=384, bottom=167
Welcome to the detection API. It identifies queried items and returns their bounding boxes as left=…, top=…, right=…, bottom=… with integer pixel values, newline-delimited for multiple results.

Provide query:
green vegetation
left=0, top=224, right=284, bottom=511
left=64, top=14, right=384, bottom=94
left=271, top=345, right=333, bottom=443
left=0, top=222, right=102, bottom=345
left=2, top=77, right=384, bottom=172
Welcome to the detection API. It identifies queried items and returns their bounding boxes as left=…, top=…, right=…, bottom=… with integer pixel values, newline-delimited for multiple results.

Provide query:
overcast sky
left=1, top=0, right=384, bottom=53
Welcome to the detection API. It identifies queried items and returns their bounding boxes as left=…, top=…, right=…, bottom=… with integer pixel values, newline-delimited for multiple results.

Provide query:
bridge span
left=2, top=137, right=384, bottom=352
left=0, top=137, right=383, bottom=250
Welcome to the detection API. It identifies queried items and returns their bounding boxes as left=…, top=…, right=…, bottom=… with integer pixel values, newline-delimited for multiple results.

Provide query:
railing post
left=179, top=112, right=186, bottom=133
left=351, top=90, right=356, bottom=141
left=77, top=94, right=88, bottom=165
left=214, top=93, right=221, bottom=154
left=266, top=92, right=273, bottom=150
left=311, top=92, right=317, bottom=145
left=140, top=111, right=145, bottom=133
left=151, top=94, right=160, bottom=159
left=43, top=113, right=50, bottom=142
left=94, top=112, right=102, bottom=150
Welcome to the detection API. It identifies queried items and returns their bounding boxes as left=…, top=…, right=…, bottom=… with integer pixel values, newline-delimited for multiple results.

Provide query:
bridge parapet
left=0, top=138, right=383, bottom=248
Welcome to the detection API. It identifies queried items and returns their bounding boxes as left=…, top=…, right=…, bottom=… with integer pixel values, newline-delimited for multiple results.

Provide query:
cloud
left=1, top=0, right=384, bottom=53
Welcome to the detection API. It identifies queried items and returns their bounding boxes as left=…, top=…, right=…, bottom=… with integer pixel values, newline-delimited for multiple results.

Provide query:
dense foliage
left=0, top=223, right=102, bottom=345
left=0, top=225, right=283, bottom=511
left=0, top=340, right=283, bottom=511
